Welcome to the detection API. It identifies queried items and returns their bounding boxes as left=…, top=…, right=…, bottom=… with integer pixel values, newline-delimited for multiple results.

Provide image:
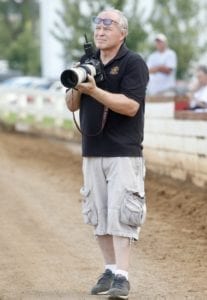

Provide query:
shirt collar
left=96, top=43, right=128, bottom=66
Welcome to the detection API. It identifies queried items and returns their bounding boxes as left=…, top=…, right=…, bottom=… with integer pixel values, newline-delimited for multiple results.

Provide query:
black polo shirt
left=79, top=43, right=149, bottom=157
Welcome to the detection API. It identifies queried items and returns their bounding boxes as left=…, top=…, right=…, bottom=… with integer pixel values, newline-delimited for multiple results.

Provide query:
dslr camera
left=60, top=34, right=104, bottom=89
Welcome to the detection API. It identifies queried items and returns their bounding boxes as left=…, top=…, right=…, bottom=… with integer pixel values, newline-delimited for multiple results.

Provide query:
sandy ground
left=0, top=130, right=206, bottom=300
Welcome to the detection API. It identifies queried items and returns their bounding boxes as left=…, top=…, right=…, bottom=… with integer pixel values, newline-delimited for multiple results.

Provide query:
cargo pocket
left=80, top=186, right=98, bottom=226
left=120, top=189, right=146, bottom=227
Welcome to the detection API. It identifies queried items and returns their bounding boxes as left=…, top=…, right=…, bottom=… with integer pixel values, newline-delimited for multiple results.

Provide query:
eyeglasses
left=92, top=16, right=119, bottom=26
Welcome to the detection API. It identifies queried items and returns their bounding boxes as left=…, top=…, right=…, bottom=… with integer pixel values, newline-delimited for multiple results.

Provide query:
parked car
left=47, top=80, right=66, bottom=93
left=0, top=76, right=53, bottom=90
left=0, top=70, right=22, bottom=82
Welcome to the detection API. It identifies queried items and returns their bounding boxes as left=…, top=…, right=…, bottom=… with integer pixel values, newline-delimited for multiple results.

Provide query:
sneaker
left=108, top=274, right=130, bottom=299
left=91, top=269, right=115, bottom=295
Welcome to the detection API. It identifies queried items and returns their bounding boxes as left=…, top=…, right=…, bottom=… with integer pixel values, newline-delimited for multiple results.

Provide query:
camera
left=60, top=34, right=105, bottom=89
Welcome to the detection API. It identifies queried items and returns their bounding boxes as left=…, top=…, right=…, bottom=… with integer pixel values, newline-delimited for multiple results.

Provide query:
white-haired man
left=65, top=8, right=149, bottom=299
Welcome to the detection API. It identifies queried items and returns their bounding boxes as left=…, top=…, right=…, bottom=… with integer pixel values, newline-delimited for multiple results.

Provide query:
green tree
left=56, top=0, right=207, bottom=79
left=0, top=0, right=40, bottom=75
left=148, top=0, right=207, bottom=79
left=54, top=0, right=148, bottom=66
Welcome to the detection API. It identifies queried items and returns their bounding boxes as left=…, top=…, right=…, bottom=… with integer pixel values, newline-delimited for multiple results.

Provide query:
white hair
left=100, top=8, right=128, bottom=36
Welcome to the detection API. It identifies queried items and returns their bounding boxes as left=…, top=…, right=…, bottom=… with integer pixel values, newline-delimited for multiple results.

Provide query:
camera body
left=60, top=35, right=104, bottom=89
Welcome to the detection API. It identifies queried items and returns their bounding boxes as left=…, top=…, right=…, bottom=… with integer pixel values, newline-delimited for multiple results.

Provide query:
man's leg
left=96, top=235, right=131, bottom=275
left=107, top=236, right=131, bottom=299
left=113, top=236, right=130, bottom=273
left=91, top=235, right=116, bottom=295
left=97, top=235, right=116, bottom=265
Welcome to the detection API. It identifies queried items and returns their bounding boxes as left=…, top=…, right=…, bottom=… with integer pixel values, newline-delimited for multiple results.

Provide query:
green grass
left=0, top=112, right=17, bottom=124
left=62, top=119, right=73, bottom=129
left=0, top=111, right=73, bottom=130
left=41, top=116, right=55, bottom=127
left=24, top=115, right=36, bottom=124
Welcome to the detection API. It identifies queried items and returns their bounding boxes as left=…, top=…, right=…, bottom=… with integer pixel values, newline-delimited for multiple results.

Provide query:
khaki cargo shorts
left=80, top=157, right=146, bottom=240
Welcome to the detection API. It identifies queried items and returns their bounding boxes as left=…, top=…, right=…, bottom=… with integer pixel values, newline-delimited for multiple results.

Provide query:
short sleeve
left=120, top=54, right=149, bottom=103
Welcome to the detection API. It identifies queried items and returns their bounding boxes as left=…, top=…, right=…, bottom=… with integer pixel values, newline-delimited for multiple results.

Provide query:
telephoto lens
left=60, top=64, right=96, bottom=88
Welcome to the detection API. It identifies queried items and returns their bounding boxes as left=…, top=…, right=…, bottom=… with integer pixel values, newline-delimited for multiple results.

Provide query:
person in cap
left=146, top=33, right=177, bottom=95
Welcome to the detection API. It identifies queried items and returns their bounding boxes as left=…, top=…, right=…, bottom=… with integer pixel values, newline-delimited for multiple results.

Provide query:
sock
left=105, top=264, right=117, bottom=274
left=115, top=269, right=129, bottom=280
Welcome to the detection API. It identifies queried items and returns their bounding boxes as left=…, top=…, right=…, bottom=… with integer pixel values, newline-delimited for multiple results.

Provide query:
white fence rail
left=1, top=88, right=207, bottom=187
left=0, top=86, right=73, bottom=125
left=144, top=99, right=207, bottom=187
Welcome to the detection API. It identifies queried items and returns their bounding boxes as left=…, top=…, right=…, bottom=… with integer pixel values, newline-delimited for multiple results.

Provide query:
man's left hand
left=76, top=75, right=97, bottom=95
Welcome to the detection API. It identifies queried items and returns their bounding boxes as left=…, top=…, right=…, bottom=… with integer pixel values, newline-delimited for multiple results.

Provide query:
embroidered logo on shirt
left=110, top=66, right=119, bottom=75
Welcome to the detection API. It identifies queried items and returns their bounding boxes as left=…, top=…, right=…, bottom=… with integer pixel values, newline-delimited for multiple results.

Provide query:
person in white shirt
left=189, top=65, right=207, bottom=109
left=147, top=33, right=177, bottom=96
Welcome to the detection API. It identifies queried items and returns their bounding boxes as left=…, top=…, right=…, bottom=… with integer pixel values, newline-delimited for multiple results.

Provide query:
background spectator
left=147, top=33, right=177, bottom=96
left=189, top=65, right=207, bottom=110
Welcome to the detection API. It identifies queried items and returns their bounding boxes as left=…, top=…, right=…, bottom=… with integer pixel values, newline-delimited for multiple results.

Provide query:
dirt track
left=0, top=130, right=206, bottom=300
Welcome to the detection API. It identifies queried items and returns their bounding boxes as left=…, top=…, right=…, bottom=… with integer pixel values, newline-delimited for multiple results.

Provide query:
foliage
left=54, top=0, right=148, bottom=65
left=0, top=0, right=206, bottom=79
left=0, top=0, right=40, bottom=75
left=55, top=0, right=207, bottom=79
left=148, top=0, right=207, bottom=78
left=7, top=21, right=40, bottom=74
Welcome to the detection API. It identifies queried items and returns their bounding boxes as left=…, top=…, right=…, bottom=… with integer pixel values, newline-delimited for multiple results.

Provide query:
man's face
left=197, top=70, right=207, bottom=86
left=155, top=39, right=167, bottom=52
left=93, top=11, right=125, bottom=50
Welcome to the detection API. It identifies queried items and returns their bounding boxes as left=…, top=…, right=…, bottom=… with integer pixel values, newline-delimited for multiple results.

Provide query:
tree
left=55, top=0, right=207, bottom=79
left=54, top=0, right=148, bottom=66
left=0, top=0, right=40, bottom=75
left=148, top=0, right=207, bottom=79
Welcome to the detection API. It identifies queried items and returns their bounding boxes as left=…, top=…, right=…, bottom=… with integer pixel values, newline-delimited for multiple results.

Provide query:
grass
left=0, top=112, right=17, bottom=124
left=62, top=119, right=73, bottom=129
left=41, top=116, right=55, bottom=127
left=0, top=111, right=73, bottom=130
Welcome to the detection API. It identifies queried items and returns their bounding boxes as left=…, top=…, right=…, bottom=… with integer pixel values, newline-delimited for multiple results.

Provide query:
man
left=65, top=9, right=148, bottom=299
left=147, top=33, right=177, bottom=96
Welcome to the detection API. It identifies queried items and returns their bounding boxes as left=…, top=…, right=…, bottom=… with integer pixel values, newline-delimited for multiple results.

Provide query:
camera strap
left=72, top=91, right=109, bottom=137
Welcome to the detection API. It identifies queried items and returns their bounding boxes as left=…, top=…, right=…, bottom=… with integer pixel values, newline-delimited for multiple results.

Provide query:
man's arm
left=149, top=65, right=172, bottom=74
left=76, top=75, right=140, bottom=117
left=65, top=88, right=82, bottom=112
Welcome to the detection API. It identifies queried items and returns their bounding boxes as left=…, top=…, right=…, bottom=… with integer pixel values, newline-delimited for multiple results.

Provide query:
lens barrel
left=60, top=70, right=79, bottom=88
left=60, top=64, right=96, bottom=88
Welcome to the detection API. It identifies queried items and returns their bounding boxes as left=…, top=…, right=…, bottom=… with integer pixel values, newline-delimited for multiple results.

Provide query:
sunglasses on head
left=92, top=16, right=119, bottom=26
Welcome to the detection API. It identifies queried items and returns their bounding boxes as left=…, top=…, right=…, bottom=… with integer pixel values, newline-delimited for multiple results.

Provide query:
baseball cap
left=155, top=33, right=167, bottom=43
